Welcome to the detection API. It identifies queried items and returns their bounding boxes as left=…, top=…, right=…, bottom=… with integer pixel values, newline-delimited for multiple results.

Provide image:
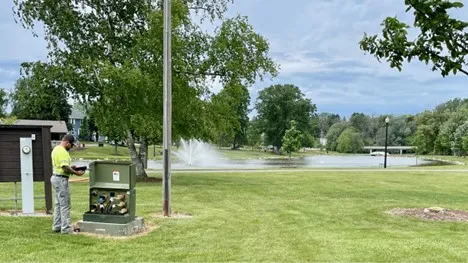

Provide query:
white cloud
left=0, top=68, right=16, bottom=77
left=224, top=0, right=468, bottom=117
left=1, top=0, right=468, bottom=118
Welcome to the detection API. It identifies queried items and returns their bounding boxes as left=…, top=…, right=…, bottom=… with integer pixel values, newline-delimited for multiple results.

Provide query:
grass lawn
left=1, top=169, right=468, bottom=261
left=423, top=155, right=468, bottom=165
left=70, top=144, right=132, bottom=160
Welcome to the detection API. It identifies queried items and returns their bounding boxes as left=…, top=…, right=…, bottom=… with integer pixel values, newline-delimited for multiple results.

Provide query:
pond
left=72, top=155, right=434, bottom=170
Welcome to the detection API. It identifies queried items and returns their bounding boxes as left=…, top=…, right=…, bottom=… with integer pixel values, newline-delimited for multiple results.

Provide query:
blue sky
left=1, top=0, right=467, bottom=118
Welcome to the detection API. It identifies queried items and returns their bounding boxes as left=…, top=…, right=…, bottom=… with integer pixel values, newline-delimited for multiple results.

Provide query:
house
left=13, top=119, right=68, bottom=140
left=69, top=107, right=85, bottom=138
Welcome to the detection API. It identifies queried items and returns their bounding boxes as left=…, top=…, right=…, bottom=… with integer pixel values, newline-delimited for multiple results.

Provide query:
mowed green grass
left=1, top=170, right=468, bottom=262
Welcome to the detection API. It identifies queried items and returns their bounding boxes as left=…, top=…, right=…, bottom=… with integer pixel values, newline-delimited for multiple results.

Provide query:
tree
left=374, top=116, right=415, bottom=147
left=210, top=81, right=250, bottom=149
left=255, top=84, right=316, bottom=150
left=14, top=0, right=278, bottom=179
left=336, top=127, right=364, bottom=153
left=10, top=64, right=72, bottom=123
left=317, top=112, right=341, bottom=139
left=359, top=0, right=468, bottom=77
left=412, top=109, right=449, bottom=154
left=436, top=109, right=468, bottom=154
left=0, top=88, right=7, bottom=118
left=282, top=120, right=302, bottom=160
left=349, top=113, right=370, bottom=133
left=413, top=125, right=434, bottom=154
left=435, top=98, right=468, bottom=112
left=79, top=117, right=90, bottom=141
left=326, top=122, right=349, bottom=151
left=301, top=133, right=316, bottom=149
left=0, top=116, right=17, bottom=125
left=453, top=121, right=468, bottom=156
left=246, top=117, right=263, bottom=150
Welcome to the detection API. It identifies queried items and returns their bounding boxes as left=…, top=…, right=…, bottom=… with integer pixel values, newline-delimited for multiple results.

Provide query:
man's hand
left=62, top=166, right=85, bottom=176
left=71, top=165, right=77, bottom=169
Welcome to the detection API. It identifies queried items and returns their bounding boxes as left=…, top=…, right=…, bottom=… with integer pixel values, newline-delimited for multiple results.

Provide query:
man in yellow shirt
left=51, top=134, right=84, bottom=234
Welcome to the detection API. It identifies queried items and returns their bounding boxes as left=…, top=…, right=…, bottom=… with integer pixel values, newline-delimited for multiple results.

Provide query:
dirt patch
left=70, top=177, right=89, bottom=183
left=151, top=211, right=193, bottom=219
left=74, top=220, right=159, bottom=240
left=388, top=207, right=468, bottom=222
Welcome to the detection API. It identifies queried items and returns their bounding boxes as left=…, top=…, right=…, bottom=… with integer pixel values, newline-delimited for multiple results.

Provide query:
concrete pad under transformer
left=76, top=217, right=145, bottom=236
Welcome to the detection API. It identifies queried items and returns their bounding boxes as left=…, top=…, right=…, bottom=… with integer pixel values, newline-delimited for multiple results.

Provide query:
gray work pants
left=50, top=175, right=72, bottom=233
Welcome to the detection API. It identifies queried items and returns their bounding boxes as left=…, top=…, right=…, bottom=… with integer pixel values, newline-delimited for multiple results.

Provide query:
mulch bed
left=388, top=208, right=468, bottom=222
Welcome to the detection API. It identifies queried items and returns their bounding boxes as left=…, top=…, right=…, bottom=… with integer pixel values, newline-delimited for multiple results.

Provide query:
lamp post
left=384, top=117, right=390, bottom=168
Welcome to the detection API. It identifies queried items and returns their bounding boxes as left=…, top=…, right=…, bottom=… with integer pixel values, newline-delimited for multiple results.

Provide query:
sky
left=1, top=0, right=467, bottom=118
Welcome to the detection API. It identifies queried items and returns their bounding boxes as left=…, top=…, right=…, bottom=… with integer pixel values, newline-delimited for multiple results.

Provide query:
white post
left=20, top=137, right=34, bottom=214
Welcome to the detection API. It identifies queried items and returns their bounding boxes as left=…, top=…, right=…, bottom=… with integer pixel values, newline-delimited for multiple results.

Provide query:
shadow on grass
left=409, top=160, right=453, bottom=167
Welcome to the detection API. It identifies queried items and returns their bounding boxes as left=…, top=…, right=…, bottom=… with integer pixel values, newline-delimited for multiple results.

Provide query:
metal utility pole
left=162, top=0, right=172, bottom=217
left=384, top=117, right=390, bottom=169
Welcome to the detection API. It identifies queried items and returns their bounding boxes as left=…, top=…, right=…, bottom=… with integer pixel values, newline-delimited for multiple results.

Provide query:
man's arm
left=62, top=165, right=84, bottom=176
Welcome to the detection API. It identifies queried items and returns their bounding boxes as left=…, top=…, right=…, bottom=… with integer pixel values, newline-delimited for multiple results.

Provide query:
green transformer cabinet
left=83, top=161, right=136, bottom=224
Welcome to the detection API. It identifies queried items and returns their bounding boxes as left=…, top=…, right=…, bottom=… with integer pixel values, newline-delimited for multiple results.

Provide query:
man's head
left=61, top=134, right=76, bottom=151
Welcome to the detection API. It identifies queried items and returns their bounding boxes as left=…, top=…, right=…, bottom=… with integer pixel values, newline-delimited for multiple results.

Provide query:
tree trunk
left=139, top=138, right=148, bottom=169
left=127, top=131, right=148, bottom=179
left=114, top=144, right=118, bottom=155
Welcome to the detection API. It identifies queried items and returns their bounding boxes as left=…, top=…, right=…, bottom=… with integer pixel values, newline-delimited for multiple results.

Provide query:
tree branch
left=407, top=0, right=468, bottom=54
left=429, top=50, right=468, bottom=76
left=403, top=0, right=468, bottom=76
left=188, top=6, right=210, bottom=12
left=174, top=69, right=227, bottom=77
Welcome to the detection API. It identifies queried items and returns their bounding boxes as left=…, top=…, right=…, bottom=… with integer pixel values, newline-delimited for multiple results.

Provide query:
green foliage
left=79, top=117, right=90, bottom=140
left=324, top=114, right=419, bottom=152
left=360, top=0, right=468, bottom=77
left=246, top=117, right=263, bottom=149
left=336, top=127, right=364, bottom=153
left=317, top=112, right=341, bottom=138
left=13, top=0, right=278, bottom=177
left=326, top=122, right=350, bottom=151
left=10, top=63, right=72, bottom=122
left=349, top=113, right=369, bottom=133
left=210, top=81, right=250, bottom=149
left=436, top=110, right=468, bottom=154
left=282, top=120, right=302, bottom=157
left=409, top=99, right=468, bottom=155
left=255, top=84, right=316, bottom=149
left=301, top=133, right=316, bottom=148
left=0, top=116, right=17, bottom=125
left=453, top=121, right=468, bottom=155
left=0, top=88, right=7, bottom=118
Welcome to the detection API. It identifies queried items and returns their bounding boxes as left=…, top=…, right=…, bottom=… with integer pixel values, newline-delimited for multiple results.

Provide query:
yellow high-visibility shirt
left=51, top=145, right=71, bottom=175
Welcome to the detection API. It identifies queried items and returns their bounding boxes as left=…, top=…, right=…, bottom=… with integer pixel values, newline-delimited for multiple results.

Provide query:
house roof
left=14, top=119, right=69, bottom=133
left=70, top=107, right=86, bottom=119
